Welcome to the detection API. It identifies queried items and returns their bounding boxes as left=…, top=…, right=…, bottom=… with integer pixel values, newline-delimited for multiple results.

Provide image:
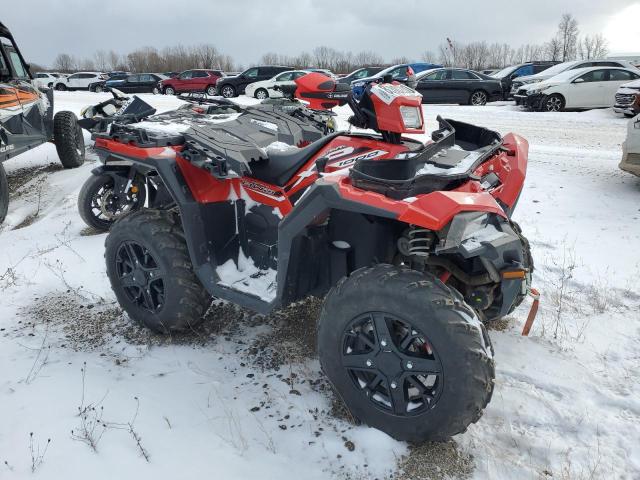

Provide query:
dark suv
left=216, top=66, right=293, bottom=98
left=491, top=61, right=559, bottom=99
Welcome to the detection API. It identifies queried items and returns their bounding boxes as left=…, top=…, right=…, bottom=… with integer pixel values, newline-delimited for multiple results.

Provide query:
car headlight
left=400, top=106, right=422, bottom=129
left=528, top=85, right=551, bottom=95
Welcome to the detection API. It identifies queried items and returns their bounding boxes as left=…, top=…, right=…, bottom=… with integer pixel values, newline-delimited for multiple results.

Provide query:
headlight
left=400, top=106, right=422, bottom=129
left=528, top=85, right=551, bottom=95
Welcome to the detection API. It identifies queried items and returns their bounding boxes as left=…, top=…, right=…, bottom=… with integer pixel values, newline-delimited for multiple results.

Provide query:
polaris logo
left=241, top=179, right=280, bottom=197
left=0, top=144, right=15, bottom=153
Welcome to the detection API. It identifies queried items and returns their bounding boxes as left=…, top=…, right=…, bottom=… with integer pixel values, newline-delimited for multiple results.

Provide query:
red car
left=160, top=69, right=224, bottom=96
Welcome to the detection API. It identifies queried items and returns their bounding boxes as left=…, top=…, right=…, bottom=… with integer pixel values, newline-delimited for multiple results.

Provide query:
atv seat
left=249, top=132, right=341, bottom=186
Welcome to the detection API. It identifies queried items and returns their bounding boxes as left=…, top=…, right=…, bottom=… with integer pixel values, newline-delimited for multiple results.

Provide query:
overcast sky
left=3, top=0, right=640, bottom=68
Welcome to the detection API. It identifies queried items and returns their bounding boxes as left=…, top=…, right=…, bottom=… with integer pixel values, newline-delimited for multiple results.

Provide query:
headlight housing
left=400, top=106, right=422, bottom=129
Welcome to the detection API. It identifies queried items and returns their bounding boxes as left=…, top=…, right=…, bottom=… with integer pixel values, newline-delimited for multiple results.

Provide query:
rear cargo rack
left=349, top=116, right=502, bottom=200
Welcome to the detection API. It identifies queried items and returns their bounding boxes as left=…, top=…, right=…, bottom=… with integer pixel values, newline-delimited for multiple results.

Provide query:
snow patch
left=216, top=250, right=277, bottom=302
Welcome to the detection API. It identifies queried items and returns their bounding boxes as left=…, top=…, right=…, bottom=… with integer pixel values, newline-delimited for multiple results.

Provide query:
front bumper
left=514, top=92, right=545, bottom=110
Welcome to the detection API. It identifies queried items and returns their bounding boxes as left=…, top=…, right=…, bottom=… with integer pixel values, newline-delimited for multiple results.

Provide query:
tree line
left=46, top=13, right=608, bottom=74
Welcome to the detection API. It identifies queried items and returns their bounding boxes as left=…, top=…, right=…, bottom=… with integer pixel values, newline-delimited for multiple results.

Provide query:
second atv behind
left=99, top=72, right=533, bottom=443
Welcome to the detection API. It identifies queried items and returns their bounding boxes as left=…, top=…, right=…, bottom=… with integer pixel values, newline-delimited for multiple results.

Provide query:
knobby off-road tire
left=53, top=111, right=85, bottom=168
left=105, top=209, right=211, bottom=333
left=0, top=163, right=8, bottom=224
left=78, top=173, right=147, bottom=231
left=318, top=264, right=495, bottom=443
left=508, top=220, right=534, bottom=313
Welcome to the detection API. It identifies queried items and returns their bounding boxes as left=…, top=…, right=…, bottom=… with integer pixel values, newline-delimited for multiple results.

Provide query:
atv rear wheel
left=318, top=264, right=495, bottom=443
left=255, top=88, right=269, bottom=100
left=53, top=111, right=85, bottom=168
left=105, top=209, right=211, bottom=333
left=220, top=85, right=236, bottom=98
left=78, top=173, right=147, bottom=231
left=0, top=163, right=8, bottom=224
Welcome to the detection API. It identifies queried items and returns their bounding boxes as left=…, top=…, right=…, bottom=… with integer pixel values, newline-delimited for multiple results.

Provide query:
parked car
left=106, top=71, right=129, bottom=80
left=91, top=73, right=168, bottom=94
left=351, top=62, right=442, bottom=99
left=511, top=59, right=640, bottom=100
left=244, top=70, right=309, bottom=99
left=162, top=71, right=179, bottom=78
left=415, top=68, right=503, bottom=105
left=491, top=61, right=559, bottom=98
left=160, top=69, right=224, bottom=96
left=216, top=65, right=293, bottom=98
left=32, top=72, right=62, bottom=89
left=515, top=67, right=640, bottom=112
left=336, top=66, right=385, bottom=84
left=53, top=71, right=107, bottom=91
left=307, top=68, right=336, bottom=78
left=620, top=114, right=640, bottom=176
left=480, top=69, right=498, bottom=75
left=613, top=79, right=640, bottom=117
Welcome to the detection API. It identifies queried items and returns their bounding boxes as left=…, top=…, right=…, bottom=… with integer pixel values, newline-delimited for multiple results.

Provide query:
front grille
left=615, top=93, right=636, bottom=106
left=517, top=88, right=528, bottom=96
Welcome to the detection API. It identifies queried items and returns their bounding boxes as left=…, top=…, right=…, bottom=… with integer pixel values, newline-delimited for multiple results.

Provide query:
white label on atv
left=371, top=83, right=422, bottom=105
left=331, top=149, right=388, bottom=168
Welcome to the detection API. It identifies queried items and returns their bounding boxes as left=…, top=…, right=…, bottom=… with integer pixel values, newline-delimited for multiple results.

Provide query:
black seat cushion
left=249, top=133, right=341, bottom=186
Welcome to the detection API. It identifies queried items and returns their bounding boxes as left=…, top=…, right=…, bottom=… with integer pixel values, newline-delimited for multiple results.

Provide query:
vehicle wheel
left=317, top=264, right=495, bottom=443
left=220, top=85, right=236, bottom=98
left=469, top=90, right=488, bottom=106
left=55, top=84, right=66, bottom=91
left=543, top=94, right=564, bottom=112
left=53, top=111, right=85, bottom=168
left=105, top=209, right=211, bottom=333
left=78, top=173, right=147, bottom=231
left=507, top=221, right=533, bottom=313
left=152, top=87, right=160, bottom=95
left=94, top=85, right=104, bottom=93
left=164, top=86, right=175, bottom=95
left=255, top=88, right=269, bottom=100
left=0, top=163, right=8, bottom=224
left=206, top=85, right=217, bottom=96
left=47, top=82, right=53, bottom=88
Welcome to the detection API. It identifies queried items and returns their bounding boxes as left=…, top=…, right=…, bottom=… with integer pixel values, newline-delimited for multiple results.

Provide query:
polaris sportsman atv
left=101, top=72, right=533, bottom=442
left=76, top=87, right=338, bottom=231
left=0, top=21, right=85, bottom=224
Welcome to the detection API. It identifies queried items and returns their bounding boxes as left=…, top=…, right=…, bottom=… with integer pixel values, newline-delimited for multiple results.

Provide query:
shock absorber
left=402, top=227, right=433, bottom=258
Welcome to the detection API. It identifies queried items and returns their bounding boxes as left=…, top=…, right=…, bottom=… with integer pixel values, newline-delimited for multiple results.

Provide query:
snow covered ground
left=1, top=91, right=639, bottom=479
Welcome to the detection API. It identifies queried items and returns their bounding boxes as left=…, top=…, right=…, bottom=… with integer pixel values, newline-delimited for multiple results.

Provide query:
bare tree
left=558, top=13, right=579, bottom=61
left=545, top=37, right=562, bottom=61
left=420, top=50, right=436, bottom=63
left=93, top=50, right=108, bottom=72
left=52, top=53, right=76, bottom=72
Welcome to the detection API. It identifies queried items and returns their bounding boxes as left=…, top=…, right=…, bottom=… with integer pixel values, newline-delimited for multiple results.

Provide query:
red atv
left=99, top=73, right=532, bottom=442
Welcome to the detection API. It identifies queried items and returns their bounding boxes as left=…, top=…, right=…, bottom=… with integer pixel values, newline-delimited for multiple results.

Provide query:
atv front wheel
left=318, top=265, right=494, bottom=443
left=78, top=173, right=147, bottom=231
left=53, top=111, right=85, bottom=168
left=105, top=209, right=211, bottom=333
left=0, top=163, right=8, bottom=224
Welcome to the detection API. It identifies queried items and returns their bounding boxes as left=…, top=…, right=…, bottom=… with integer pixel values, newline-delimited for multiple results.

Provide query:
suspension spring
left=407, top=227, right=433, bottom=258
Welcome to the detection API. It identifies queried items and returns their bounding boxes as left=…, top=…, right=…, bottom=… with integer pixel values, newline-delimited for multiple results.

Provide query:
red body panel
left=96, top=130, right=528, bottom=234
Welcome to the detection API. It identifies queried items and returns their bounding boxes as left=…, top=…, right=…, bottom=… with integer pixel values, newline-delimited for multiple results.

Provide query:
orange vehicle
left=1, top=21, right=85, bottom=224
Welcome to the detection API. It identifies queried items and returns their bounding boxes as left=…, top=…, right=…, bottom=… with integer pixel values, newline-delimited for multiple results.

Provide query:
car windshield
left=544, top=68, right=588, bottom=83
left=532, top=62, right=574, bottom=77
left=416, top=68, right=440, bottom=80
left=373, top=65, right=406, bottom=78
left=491, top=65, right=518, bottom=78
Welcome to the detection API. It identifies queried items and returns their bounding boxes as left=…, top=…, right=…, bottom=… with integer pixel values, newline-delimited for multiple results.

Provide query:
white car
left=32, top=72, right=63, bottom=89
left=53, top=72, right=107, bottom=91
left=515, top=66, right=640, bottom=112
left=511, top=59, right=640, bottom=95
left=244, top=70, right=309, bottom=99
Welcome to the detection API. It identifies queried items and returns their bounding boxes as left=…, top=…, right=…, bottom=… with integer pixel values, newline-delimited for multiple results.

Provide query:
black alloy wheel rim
left=115, top=241, right=165, bottom=312
left=90, top=180, right=135, bottom=221
left=341, top=312, right=444, bottom=416
left=546, top=96, right=562, bottom=112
